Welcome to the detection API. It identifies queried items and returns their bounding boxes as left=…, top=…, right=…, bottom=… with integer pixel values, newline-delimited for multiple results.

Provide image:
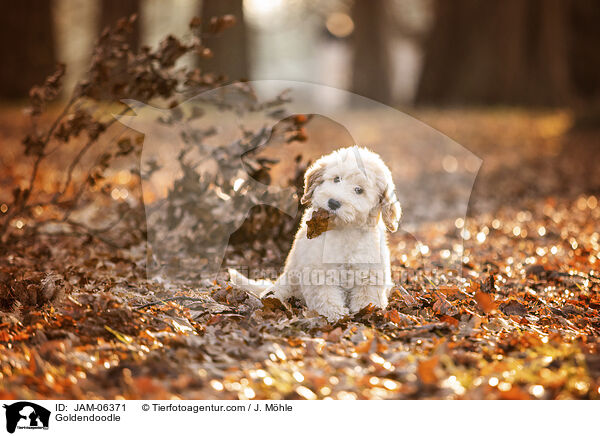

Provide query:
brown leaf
left=261, top=297, right=292, bottom=315
left=481, top=275, right=495, bottom=293
left=325, top=327, right=343, bottom=342
left=306, top=208, right=331, bottom=239
left=433, top=295, right=452, bottom=315
left=208, top=14, right=237, bottom=34
left=525, top=264, right=546, bottom=278
left=207, top=314, right=223, bottom=325
left=499, top=299, right=528, bottom=317
left=189, top=16, right=202, bottom=29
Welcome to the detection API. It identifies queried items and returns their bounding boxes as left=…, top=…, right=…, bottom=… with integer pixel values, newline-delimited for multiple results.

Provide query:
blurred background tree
left=417, top=0, right=571, bottom=106
left=0, top=0, right=57, bottom=99
left=416, top=0, right=600, bottom=130
left=201, top=0, right=249, bottom=82
left=0, top=0, right=599, bottom=127
left=351, top=0, right=392, bottom=105
left=416, top=0, right=600, bottom=108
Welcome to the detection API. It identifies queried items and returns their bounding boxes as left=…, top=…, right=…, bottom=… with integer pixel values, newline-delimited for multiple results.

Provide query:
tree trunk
left=416, top=0, right=573, bottom=106
left=351, top=0, right=393, bottom=105
left=201, top=0, right=249, bottom=82
left=0, top=0, right=56, bottom=99
left=100, top=0, right=140, bottom=50
left=569, top=0, right=600, bottom=130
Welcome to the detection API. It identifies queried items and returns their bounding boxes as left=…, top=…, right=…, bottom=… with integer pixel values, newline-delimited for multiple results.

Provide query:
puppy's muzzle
left=328, top=198, right=341, bottom=210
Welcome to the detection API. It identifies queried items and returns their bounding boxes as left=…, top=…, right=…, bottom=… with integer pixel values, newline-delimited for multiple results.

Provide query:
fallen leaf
left=475, top=291, right=497, bottom=313
left=306, top=208, right=332, bottom=239
left=417, top=356, right=440, bottom=384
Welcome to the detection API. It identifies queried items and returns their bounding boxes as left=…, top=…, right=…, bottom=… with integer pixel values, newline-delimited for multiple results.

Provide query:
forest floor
left=1, top=107, right=599, bottom=400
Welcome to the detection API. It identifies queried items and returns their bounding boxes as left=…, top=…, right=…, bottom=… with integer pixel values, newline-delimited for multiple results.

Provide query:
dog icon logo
left=2, top=402, right=50, bottom=433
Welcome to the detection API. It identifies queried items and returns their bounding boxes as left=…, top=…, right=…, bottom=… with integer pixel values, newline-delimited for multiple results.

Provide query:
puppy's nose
left=328, top=198, right=341, bottom=210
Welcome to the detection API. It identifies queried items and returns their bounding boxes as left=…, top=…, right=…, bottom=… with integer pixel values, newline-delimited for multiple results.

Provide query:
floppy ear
left=301, top=161, right=325, bottom=205
left=380, top=176, right=401, bottom=232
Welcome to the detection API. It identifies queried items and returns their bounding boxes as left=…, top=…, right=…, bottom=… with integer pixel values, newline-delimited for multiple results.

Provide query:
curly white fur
left=229, top=146, right=401, bottom=321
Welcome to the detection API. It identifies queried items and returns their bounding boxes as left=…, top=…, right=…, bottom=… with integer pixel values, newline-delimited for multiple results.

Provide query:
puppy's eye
left=333, top=176, right=341, bottom=183
left=355, top=187, right=364, bottom=194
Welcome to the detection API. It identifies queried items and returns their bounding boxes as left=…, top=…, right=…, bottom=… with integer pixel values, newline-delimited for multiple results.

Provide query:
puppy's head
left=301, top=146, right=401, bottom=231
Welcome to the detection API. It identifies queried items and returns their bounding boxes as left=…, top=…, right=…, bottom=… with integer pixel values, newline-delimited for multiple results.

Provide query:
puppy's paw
left=349, top=292, right=387, bottom=314
left=261, top=285, right=293, bottom=302
left=320, top=305, right=349, bottom=322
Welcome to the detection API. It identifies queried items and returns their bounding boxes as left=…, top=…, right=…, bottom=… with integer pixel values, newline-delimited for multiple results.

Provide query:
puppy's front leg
left=349, top=285, right=389, bottom=314
left=303, top=286, right=348, bottom=322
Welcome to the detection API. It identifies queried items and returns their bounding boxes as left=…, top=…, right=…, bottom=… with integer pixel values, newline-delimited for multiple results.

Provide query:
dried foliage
left=0, top=14, right=310, bottom=287
left=0, top=15, right=205, bottom=247
left=141, top=105, right=310, bottom=280
left=1, top=191, right=599, bottom=399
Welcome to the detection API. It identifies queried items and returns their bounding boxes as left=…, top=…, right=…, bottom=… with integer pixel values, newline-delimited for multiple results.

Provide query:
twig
left=36, top=227, right=122, bottom=249
left=53, top=107, right=130, bottom=203
left=134, top=296, right=208, bottom=310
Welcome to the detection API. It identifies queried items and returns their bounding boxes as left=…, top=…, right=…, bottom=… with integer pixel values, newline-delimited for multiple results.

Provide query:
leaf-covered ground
left=1, top=109, right=599, bottom=400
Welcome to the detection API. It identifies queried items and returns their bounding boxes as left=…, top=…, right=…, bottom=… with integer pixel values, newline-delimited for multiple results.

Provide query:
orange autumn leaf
left=417, top=356, right=440, bottom=384
left=354, top=339, right=373, bottom=354
left=498, top=386, right=531, bottom=400
left=437, top=286, right=461, bottom=298
left=475, top=291, right=497, bottom=313
left=440, top=315, right=459, bottom=327
left=385, top=309, right=409, bottom=326
left=293, top=114, right=308, bottom=124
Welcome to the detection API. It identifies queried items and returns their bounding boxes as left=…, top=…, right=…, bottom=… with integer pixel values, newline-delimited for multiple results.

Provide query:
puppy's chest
left=320, top=228, right=383, bottom=264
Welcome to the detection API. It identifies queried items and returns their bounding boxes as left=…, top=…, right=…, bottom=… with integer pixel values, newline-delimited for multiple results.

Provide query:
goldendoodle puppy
left=230, top=146, right=401, bottom=321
